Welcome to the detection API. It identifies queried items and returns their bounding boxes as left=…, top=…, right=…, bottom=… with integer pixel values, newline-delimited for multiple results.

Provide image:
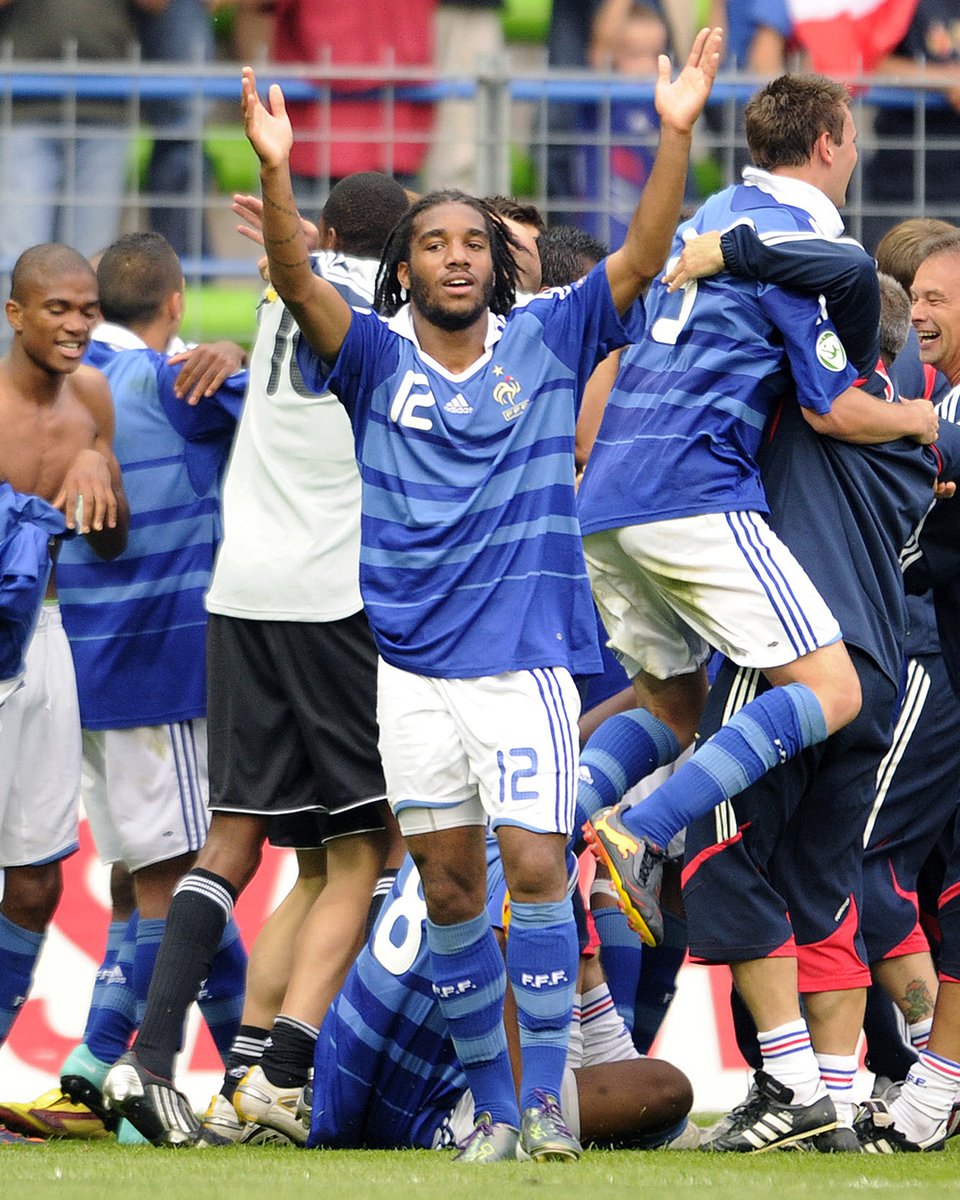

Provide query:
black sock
left=259, top=1015, right=318, bottom=1089
left=365, top=868, right=399, bottom=938
left=133, top=869, right=237, bottom=1079
left=220, top=1024, right=270, bottom=1102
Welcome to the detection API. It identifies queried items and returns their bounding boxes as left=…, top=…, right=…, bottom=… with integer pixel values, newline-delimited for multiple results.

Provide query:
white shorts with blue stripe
left=82, top=720, right=209, bottom=873
left=584, top=510, right=842, bottom=682
left=377, top=658, right=580, bottom=837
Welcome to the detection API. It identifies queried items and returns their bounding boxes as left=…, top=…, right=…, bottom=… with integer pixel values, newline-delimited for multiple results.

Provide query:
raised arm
left=241, top=66, right=351, bottom=363
left=604, top=26, right=723, bottom=314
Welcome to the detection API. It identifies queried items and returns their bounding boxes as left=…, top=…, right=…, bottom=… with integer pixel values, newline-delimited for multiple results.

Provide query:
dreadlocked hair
left=374, top=190, right=519, bottom=317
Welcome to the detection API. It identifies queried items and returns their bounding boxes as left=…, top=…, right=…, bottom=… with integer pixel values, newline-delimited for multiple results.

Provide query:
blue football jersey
left=577, top=182, right=859, bottom=535
left=297, top=263, right=637, bottom=680
left=57, top=328, right=244, bottom=728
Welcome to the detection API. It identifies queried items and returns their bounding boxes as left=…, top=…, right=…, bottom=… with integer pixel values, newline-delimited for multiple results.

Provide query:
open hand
left=241, top=65, right=294, bottom=170
left=655, top=27, right=723, bottom=137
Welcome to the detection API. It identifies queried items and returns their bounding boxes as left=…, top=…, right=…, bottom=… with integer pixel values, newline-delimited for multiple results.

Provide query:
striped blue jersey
left=577, top=178, right=859, bottom=535
left=297, top=263, right=636, bottom=679
left=57, top=326, right=244, bottom=728
left=0, top=484, right=65, bottom=695
left=309, top=849, right=499, bottom=1149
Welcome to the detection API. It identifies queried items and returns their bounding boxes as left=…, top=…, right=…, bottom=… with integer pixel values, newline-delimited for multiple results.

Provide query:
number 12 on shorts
left=498, top=747, right=539, bottom=803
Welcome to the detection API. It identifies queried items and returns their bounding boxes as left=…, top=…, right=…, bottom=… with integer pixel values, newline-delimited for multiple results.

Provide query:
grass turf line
left=3, top=1141, right=960, bottom=1200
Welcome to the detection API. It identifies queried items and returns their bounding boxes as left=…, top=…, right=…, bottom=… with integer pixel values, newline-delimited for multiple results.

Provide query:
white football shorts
left=584, top=510, right=842, bottom=682
left=0, top=605, right=80, bottom=867
left=377, top=659, right=581, bottom=838
left=82, top=720, right=209, bottom=873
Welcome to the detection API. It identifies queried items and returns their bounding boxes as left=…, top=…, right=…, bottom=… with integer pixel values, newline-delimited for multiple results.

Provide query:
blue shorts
left=861, top=649, right=960, bottom=962
left=683, top=649, right=896, bottom=992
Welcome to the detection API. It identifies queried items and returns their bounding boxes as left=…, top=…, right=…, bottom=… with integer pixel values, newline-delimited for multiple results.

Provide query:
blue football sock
left=80, top=917, right=126, bottom=1040
left=507, top=898, right=579, bottom=1110
left=133, top=917, right=165, bottom=1026
left=85, top=910, right=138, bottom=1063
left=197, top=917, right=247, bottom=1063
left=427, top=911, right=519, bottom=1128
left=574, top=709, right=681, bottom=841
left=593, top=905, right=643, bottom=1032
left=622, top=683, right=828, bottom=848
left=0, top=912, right=44, bottom=1045
left=631, top=909, right=686, bottom=1054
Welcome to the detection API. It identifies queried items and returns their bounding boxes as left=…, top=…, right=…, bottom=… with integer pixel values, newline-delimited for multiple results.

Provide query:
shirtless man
left=0, top=243, right=128, bottom=1059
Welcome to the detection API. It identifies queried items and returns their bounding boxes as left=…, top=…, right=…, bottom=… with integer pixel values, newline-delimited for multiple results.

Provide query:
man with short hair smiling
left=856, top=231, right=960, bottom=1152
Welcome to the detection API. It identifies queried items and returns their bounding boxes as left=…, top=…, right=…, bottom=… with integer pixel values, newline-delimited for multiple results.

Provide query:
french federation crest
left=816, top=330, right=847, bottom=372
left=492, top=366, right=527, bottom=421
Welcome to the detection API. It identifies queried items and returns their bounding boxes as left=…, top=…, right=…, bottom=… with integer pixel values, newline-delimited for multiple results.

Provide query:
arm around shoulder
left=803, top=388, right=939, bottom=446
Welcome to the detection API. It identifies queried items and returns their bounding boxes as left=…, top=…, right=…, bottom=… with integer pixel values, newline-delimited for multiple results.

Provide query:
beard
left=407, top=270, right=494, bottom=332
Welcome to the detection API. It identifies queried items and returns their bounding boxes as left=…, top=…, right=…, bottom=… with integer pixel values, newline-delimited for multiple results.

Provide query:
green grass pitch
left=5, top=1138, right=960, bottom=1200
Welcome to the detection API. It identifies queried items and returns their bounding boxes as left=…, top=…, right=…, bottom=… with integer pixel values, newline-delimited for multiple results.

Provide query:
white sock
left=890, top=1049, right=960, bottom=1144
left=567, top=994, right=584, bottom=1070
left=816, top=1052, right=858, bottom=1127
left=908, top=1017, right=933, bottom=1051
left=579, top=981, right=640, bottom=1066
left=757, top=1020, right=826, bottom=1105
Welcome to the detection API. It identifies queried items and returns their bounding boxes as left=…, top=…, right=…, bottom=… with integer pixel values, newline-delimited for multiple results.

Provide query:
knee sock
left=426, top=911, right=518, bottom=1128
left=592, top=895, right=643, bottom=1032
left=622, top=684, right=828, bottom=849
left=133, top=917, right=165, bottom=1025
left=631, top=908, right=686, bottom=1054
left=0, top=912, right=44, bottom=1045
left=757, top=1019, right=826, bottom=1105
left=84, top=911, right=138, bottom=1063
left=365, top=868, right=399, bottom=939
left=909, top=1017, right=933, bottom=1051
left=132, top=869, right=236, bottom=1079
left=197, top=918, right=247, bottom=1063
left=507, top=898, right=579, bottom=1111
left=816, top=1051, right=859, bottom=1126
left=892, top=1049, right=960, bottom=1143
left=579, top=980, right=639, bottom=1066
left=575, top=709, right=681, bottom=844
left=259, top=1014, right=318, bottom=1089
left=220, top=1024, right=270, bottom=1102
left=81, top=918, right=125, bottom=1035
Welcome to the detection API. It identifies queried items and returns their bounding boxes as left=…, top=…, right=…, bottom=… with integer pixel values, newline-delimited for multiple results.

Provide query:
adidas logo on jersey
left=444, top=393, right=473, bottom=415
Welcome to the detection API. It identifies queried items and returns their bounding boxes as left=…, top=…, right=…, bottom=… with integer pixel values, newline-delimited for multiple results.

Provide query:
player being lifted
left=577, top=75, right=939, bottom=949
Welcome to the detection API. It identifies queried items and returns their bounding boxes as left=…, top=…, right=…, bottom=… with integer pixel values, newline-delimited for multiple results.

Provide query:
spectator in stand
left=133, top=0, right=215, bottom=264
left=268, top=0, right=435, bottom=214
left=577, top=2, right=670, bottom=250
left=424, top=1, right=504, bottom=194
left=0, top=1, right=161, bottom=333
left=708, top=0, right=790, bottom=73
left=862, top=0, right=960, bottom=253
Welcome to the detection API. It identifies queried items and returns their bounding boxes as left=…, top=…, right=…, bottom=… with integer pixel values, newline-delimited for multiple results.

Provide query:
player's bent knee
left=0, top=862, right=63, bottom=931
left=821, top=663, right=862, bottom=733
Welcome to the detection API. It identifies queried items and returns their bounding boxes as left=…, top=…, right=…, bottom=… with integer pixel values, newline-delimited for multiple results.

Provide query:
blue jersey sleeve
left=296, top=309, right=400, bottom=438
left=157, top=360, right=245, bottom=495
left=523, top=263, right=639, bottom=409
left=756, top=286, right=858, bottom=414
left=721, top=225, right=880, bottom=374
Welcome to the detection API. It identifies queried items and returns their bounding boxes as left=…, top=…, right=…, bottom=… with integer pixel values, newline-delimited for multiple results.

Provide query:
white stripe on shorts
left=726, top=511, right=821, bottom=659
